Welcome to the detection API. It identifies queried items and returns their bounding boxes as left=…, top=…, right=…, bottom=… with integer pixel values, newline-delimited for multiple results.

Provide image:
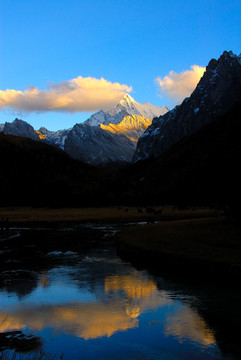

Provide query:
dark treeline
left=1, top=101, right=241, bottom=211
left=0, top=133, right=123, bottom=207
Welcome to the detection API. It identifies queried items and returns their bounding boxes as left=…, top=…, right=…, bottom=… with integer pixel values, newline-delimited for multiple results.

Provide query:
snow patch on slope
left=38, top=127, right=72, bottom=150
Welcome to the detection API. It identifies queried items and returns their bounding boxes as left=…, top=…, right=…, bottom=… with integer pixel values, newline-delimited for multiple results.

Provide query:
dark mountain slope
left=121, top=101, right=241, bottom=207
left=0, top=134, right=115, bottom=206
left=134, top=51, right=241, bottom=161
left=1, top=100, right=241, bottom=208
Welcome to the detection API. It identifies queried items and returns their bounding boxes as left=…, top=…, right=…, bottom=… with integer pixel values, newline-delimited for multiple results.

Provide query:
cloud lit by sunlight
left=156, top=65, right=206, bottom=104
left=0, top=77, right=132, bottom=113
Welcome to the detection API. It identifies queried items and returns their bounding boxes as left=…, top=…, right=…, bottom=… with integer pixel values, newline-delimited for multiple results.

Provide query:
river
left=0, top=223, right=240, bottom=359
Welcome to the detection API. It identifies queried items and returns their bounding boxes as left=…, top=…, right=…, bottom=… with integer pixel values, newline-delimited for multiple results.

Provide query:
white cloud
left=156, top=65, right=206, bottom=104
left=0, top=76, right=132, bottom=113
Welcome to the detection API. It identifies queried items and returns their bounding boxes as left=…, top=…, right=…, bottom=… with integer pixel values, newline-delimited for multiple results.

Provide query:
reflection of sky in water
left=0, top=249, right=224, bottom=359
left=0, top=284, right=95, bottom=308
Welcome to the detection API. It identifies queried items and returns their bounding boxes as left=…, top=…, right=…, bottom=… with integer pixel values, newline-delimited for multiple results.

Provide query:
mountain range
left=1, top=50, right=241, bottom=209
left=0, top=94, right=168, bottom=166
left=84, top=94, right=168, bottom=126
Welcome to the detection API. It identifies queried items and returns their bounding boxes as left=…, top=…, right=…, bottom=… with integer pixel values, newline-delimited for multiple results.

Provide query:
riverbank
left=2, top=205, right=240, bottom=279
left=117, top=216, right=241, bottom=280
left=0, top=206, right=220, bottom=226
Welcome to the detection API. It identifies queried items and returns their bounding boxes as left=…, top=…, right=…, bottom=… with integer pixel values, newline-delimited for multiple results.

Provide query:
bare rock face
left=134, top=51, right=241, bottom=161
left=38, top=127, right=71, bottom=150
left=64, top=95, right=168, bottom=166
left=3, top=118, right=39, bottom=141
left=64, top=123, right=136, bottom=166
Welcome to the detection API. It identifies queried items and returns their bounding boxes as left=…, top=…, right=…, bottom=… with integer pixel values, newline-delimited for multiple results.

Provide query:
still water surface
left=0, top=227, right=238, bottom=359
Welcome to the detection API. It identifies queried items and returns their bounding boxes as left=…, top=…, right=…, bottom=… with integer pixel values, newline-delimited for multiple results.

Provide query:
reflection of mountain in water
left=165, top=307, right=216, bottom=346
left=0, top=270, right=38, bottom=299
left=105, top=273, right=157, bottom=298
left=1, top=239, right=238, bottom=358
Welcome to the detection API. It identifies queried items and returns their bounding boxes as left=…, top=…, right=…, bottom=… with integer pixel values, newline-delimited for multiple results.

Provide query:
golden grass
left=0, top=206, right=218, bottom=223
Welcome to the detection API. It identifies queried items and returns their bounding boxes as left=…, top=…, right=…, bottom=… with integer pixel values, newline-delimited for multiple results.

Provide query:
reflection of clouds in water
left=164, top=307, right=216, bottom=346
left=0, top=303, right=138, bottom=339
left=0, top=312, right=26, bottom=332
left=0, top=271, right=168, bottom=340
left=0, top=270, right=215, bottom=345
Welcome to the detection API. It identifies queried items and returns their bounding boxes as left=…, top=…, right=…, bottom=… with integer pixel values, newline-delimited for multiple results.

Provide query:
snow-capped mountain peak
left=118, top=94, right=137, bottom=109
left=84, top=95, right=168, bottom=127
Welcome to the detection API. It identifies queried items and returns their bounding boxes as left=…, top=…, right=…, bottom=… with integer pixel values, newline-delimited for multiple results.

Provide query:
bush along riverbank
left=116, top=216, right=241, bottom=282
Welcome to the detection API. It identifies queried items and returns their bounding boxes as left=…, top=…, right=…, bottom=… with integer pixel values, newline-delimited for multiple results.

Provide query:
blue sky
left=0, top=0, right=240, bottom=130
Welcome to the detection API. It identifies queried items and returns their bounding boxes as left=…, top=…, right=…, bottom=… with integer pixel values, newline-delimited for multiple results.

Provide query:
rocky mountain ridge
left=1, top=95, right=167, bottom=166
left=64, top=123, right=136, bottom=165
left=2, top=119, right=40, bottom=141
left=64, top=95, right=168, bottom=165
left=134, top=51, right=241, bottom=161
left=2, top=50, right=240, bottom=167
left=38, top=127, right=72, bottom=150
